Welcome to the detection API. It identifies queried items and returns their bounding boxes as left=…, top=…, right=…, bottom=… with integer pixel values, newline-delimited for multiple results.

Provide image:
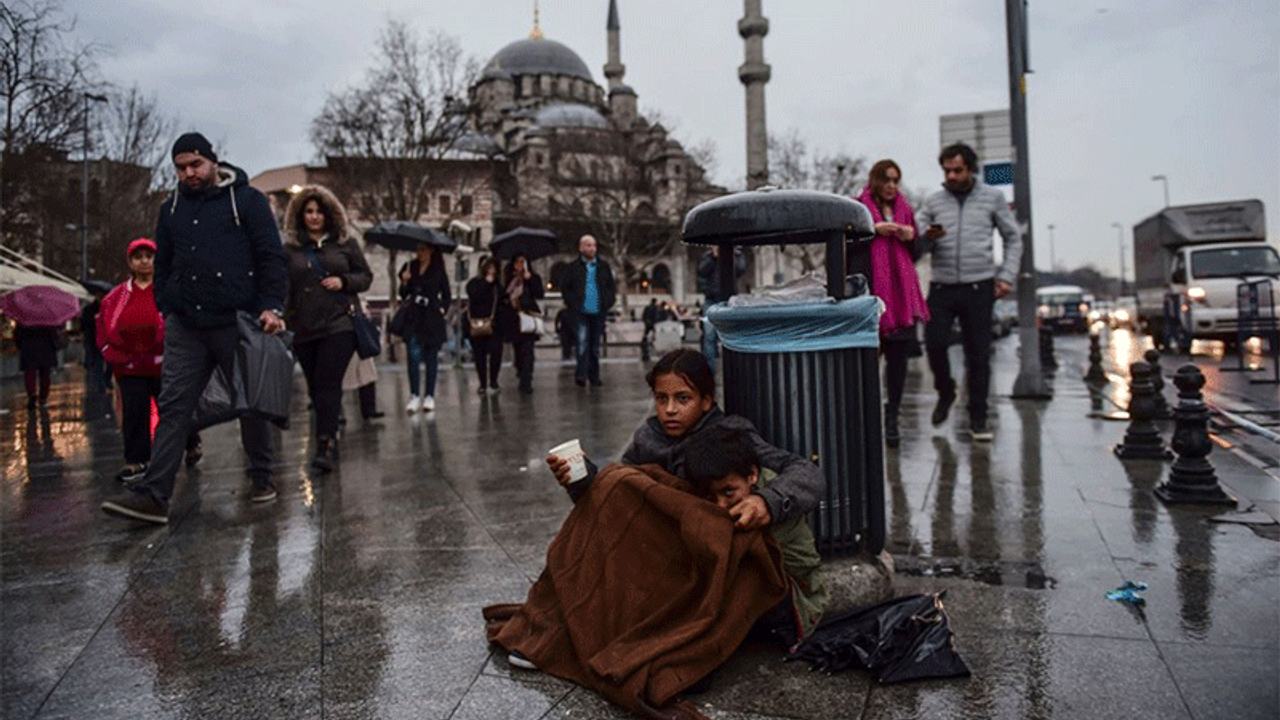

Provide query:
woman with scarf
left=283, top=185, right=372, bottom=472
left=498, top=253, right=544, bottom=395
left=399, top=242, right=451, bottom=413
left=852, top=159, right=930, bottom=448
left=97, top=238, right=202, bottom=482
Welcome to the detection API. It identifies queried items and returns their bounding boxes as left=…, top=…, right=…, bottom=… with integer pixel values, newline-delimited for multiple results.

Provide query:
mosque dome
left=532, top=103, right=609, bottom=129
left=482, top=38, right=594, bottom=82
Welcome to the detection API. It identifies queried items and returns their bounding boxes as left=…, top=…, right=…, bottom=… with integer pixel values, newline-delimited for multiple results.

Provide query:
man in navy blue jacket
left=102, top=132, right=287, bottom=524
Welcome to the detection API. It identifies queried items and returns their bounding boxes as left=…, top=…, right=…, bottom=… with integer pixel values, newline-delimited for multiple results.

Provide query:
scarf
left=855, top=187, right=930, bottom=336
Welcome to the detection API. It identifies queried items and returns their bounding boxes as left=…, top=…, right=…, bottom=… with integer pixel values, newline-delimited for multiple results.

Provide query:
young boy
left=683, top=425, right=829, bottom=648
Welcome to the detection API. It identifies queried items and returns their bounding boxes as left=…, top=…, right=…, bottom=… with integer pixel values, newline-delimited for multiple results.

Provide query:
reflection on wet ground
left=2, top=335, right=1277, bottom=719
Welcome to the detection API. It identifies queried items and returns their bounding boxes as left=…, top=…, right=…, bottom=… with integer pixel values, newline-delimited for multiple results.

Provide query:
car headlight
left=1186, top=286, right=1207, bottom=304
left=1113, top=309, right=1130, bottom=323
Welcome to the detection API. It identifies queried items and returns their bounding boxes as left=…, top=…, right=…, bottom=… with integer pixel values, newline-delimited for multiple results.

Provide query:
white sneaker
left=422, top=395, right=435, bottom=411
left=405, top=396, right=421, bottom=413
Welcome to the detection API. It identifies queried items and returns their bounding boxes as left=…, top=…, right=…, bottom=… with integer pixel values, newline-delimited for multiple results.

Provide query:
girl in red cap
left=97, top=238, right=200, bottom=483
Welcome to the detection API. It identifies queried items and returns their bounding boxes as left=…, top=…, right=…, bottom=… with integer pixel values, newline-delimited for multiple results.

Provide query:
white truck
left=1132, top=199, right=1280, bottom=350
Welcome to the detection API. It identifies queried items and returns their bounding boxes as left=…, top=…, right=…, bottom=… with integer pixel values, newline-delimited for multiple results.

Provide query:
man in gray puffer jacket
left=917, top=142, right=1021, bottom=441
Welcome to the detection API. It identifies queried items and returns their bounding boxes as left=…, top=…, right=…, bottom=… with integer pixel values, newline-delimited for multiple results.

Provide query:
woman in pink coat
left=852, top=160, right=930, bottom=448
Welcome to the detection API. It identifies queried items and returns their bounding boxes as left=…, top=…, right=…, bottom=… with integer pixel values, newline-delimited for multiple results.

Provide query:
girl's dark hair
left=683, top=425, right=759, bottom=497
left=868, top=159, right=902, bottom=189
left=417, top=243, right=445, bottom=276
left=502, top=252, right=529, bottom=283
left=645, top=348, right=715, bottom=400
left=477, top=255, right=499, bottom=277
left=294, top=195, right=337, bottom=241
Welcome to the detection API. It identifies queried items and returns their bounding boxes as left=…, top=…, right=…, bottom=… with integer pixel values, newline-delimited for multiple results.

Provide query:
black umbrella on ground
left=489, top=227, right=558, bottom=261
left=364, top=221, right=458, bottom=253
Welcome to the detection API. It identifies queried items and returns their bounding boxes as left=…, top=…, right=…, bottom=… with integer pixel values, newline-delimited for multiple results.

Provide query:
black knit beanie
left=171, top=132, right=218, bottom=162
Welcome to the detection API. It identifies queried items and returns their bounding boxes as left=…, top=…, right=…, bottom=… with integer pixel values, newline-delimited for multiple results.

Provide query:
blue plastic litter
left=1107, top=580, right=1148, bottom=606
left=707, top=296, right=882, bottom=353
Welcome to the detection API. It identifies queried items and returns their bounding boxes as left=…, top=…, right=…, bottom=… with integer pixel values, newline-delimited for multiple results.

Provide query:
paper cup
left=548, top=439, right=588, bottom=483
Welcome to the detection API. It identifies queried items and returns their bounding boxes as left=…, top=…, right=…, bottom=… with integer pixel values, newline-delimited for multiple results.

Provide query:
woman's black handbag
left=350, top=306, right=381, bottom=359
left=388, top=304, right=408, bottom=338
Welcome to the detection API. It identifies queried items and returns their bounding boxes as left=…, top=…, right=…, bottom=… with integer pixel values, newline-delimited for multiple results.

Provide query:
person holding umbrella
left=499, top=252, right=544, bottom=395
left=466, top=256, right=504, bottom=395
left=0, top=285, right=81, bottom=410
left=399, top=241, right=451, bottom=413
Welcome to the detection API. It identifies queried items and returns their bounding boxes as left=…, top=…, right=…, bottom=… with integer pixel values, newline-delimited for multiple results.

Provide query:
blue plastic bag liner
left=707, top=296, right=882, bottom=353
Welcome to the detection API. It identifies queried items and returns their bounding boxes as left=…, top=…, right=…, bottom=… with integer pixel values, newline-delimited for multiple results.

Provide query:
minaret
left=530, top=1, right=543, bottom=39
left=738, top=0, right=770, bottom=189
left=605, top=0, right=637, bottom=127
left=604, top=0, right=625, bottom=90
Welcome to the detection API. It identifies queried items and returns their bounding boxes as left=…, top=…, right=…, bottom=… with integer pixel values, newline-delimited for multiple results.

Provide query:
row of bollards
left=1112, top=357, right=1235, bottom=505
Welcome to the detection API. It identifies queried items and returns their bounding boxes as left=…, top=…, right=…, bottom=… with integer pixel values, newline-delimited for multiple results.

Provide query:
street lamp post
left=1046, top=223, right=1056, bottom=272
left=1112, top=222, right=1126, bottom=296
left=1151, top=174, right=1170, bottom=208
left=81, top=91, right=109, bottom=282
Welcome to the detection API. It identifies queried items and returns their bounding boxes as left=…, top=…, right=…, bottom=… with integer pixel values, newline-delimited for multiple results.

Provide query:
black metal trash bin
left=709, top=298, right=885, bottom=554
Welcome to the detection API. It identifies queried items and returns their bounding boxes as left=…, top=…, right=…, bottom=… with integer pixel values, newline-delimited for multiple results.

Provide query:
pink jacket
left=97, top=279, right=164, bottom=376
left=855, top=187, right=930, bottom=336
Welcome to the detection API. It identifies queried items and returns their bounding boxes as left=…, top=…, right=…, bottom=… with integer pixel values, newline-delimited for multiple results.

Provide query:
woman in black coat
left=15, top=323, right=60, bottom=409
left=465, top=256, right=504, bottom=395
left=498, top=253, right=545, bottom=395
left=399, top=243, right=451, bottom=412
left=283, top=185, right=372, bottom=471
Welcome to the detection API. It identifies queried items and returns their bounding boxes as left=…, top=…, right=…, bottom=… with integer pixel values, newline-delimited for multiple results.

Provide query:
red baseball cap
left=127, top=238, right=156, bottom=257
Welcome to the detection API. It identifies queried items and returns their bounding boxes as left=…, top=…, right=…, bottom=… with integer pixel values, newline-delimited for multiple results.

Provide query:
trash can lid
left=707, top=296, right=883, bottom=353
left=682, top=188, right=875, bottom=247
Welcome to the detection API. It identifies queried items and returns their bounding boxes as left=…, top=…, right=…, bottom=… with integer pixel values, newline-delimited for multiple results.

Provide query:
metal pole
left=1007, top=0, right=1050, bottom=398
left=80, top=92, right=108, bottom=283
left=81, top=93, right=89, bottom=282
left=1113, top=222, right=1126, bottom=296
left=1152, top=174, right=1169, bottom=208
left=1047, top=223, right=1055, bottom=272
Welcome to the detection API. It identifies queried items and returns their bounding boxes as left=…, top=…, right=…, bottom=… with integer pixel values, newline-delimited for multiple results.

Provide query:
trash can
left=709, top=298, right=884, bottom=553
left=683, top=188, right=884, bottom=555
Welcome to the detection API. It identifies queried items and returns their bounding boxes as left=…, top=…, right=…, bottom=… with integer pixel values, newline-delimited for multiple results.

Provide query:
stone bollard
left=1143, top=349, right=1172, bottom=419
left=1040, top=328, right=1057, bottom=371
left=1084, top=331, right=1108, bottom=385
left=1114, top=361, right=1173, bottom=460
left=1155, top=365, right=1236, bottom=504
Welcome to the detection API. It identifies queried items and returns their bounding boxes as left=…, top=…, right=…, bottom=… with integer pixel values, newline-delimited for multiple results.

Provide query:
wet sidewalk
left=3, top=336, right=1277, bottom=719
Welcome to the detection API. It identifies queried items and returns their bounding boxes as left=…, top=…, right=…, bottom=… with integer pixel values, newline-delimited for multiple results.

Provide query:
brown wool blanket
left=484, top=463, right=788, bottom=717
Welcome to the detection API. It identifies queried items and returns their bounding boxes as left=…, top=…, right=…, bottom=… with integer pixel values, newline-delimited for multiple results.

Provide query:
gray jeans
left=135, top=314, right=275, bottom=504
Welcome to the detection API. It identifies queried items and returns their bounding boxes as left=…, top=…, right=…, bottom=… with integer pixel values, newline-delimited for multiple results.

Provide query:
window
left=439, top=195, right=451, bottom=215
left=459, top=195, right=473, bottom=216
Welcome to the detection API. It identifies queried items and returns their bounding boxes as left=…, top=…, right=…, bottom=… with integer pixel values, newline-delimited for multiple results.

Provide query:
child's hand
left=546, top=454, right=574, bottom=487
left=728, top=495, right=771, bottom=530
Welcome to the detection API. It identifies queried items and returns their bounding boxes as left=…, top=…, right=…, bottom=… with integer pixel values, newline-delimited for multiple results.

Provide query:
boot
left=312, top=436, right=338, bottom=474
left=884, top=403, right=900, bottom=449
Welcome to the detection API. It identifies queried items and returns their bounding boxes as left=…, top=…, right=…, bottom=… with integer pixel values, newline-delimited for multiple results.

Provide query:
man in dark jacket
left=559, top=234, right=616, bottom=387
left=102, top=132, right=287, bottom=524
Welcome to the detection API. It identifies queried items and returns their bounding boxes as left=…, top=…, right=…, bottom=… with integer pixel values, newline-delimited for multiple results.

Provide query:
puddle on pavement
left=896, top=557, right=1057, bottom=590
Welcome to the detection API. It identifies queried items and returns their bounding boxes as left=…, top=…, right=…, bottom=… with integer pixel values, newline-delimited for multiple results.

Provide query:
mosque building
left=252, top=1, right=724, bottom=304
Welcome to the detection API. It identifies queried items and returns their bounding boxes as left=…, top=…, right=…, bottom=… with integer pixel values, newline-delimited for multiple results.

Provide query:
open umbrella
left=490, top=227, right=559, bottom=261
left=364, top=221, right=457, bottom=253
left=0, top=285, right=82, bottom=327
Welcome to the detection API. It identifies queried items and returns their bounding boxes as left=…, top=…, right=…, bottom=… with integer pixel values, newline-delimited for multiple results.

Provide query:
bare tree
left=0, top=0, right=101, bottom=258
left=767, top=128, right=864, bottom=195
left=310, top=20, right=481, bottom=297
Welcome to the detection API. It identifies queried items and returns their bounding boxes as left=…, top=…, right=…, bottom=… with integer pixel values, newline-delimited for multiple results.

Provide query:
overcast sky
left=66, top=0, right=1278, bottom=279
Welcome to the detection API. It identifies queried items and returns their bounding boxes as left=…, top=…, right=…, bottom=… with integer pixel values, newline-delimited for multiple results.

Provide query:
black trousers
left=512, top=335, right=536, bottom=390
left=135, top=315, right=275, bottom=503
left=117, top=374, right=200, bottom=465
left=924, top=280, right=995, bottom=423
left=470, top=333, right=503, bottom=387
left=294, top=331, right=356, bottom=439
